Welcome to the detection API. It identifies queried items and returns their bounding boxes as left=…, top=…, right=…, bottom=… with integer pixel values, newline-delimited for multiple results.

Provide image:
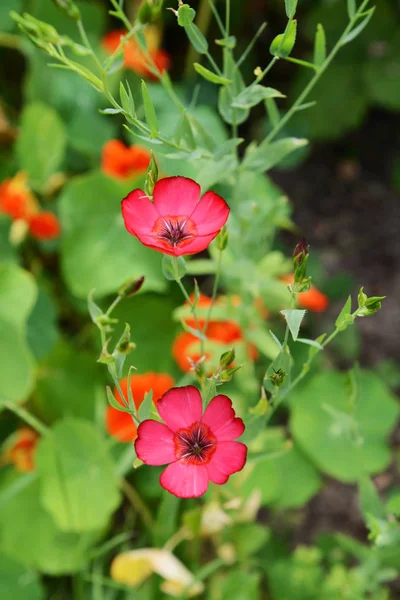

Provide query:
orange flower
left=101, top=140, right=151, bottom=180
left=173, top=295, right=257, bottom=373
left=0, top=172, right=38, bottom=221
left=106, top=372, right=175, bottom=443
left=29, top=211, right=61, bottom=240
left=4, top=427, right=39, bottom=472
left=102, top=28, right=170, bottom=79
left=0, top=172, right=61, bottom=241
left=281, top=274, right=329, bottom=313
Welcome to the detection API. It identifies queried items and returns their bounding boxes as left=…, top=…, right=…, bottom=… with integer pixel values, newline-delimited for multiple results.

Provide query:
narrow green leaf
left=106, top=386, right=134, bottom=414
left=335, top=295, right=354, bottom=331
left=284, top=0, right=298, bottom=18
left=294, top=101, right=317, bottom=112
left=193, top=62, right=231, bottom=85
left=232, top=84, right=285, bottom=109
left=243, top=137, right=308, bottom=172
left=269, top=330, right=283, bottom=350
left=296, top=338, right=324, bottom=350
left=265, top=98, right=280, bottom=127
left=342, top=7, right=375, bottom=45
left=174, top=112, right=196, bottom=149
left=119, top=81, right=134, bottom=115
left=141, top=80, right=158, bottom=136
left=347, top=0, right=356, bottom=19
left=270, top=20, right=297, bottom=58
left=213, top=138, right=244, bottom=160
left=138, top=390, right=153, bottom=421
left=185, top=23, right=208, bottom=54
left=280, top=309, right=307, bottom=341
left=314, top=23, right=326, bottom=67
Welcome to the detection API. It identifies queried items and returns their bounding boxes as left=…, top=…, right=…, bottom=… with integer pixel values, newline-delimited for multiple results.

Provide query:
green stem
left=2, top=401, right=49, bottom=437
left=208, top=0, right=226, bottom=37
left=175, top=273, right=205, bottom=357
left=237, top=22, right=267, bottom=68
left=265, top=0, right=370, bottom=143
left=106, top=294, right=123, bottom=316
left=120, top=478, right=154, bottom=530
left=203, top=247, right=223, bottom=332
left=184, top=0, right=213, bottom=77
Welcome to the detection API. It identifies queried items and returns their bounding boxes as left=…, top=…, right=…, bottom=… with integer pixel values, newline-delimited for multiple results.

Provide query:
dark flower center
left=174, top=422, right=217, bottom=465
left=153, top=216, right=196, bottom=248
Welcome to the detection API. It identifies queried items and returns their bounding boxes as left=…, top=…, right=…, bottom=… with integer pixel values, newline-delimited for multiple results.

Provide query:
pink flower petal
left=135, top=420, right=176, bottom=465
left=153, top=177, right=201, bottom=216
left=172, top=232, right=219, bottom=256
left=190, top=191, right=230, bottom=235
left=157, top=386, right=202, bottom=432
left=202, top=395, right=245, bottom=441
left=121, top=189, right=160, bottom=237
left=207, top=441, right=247, bottom=484
left=160, top=461, right=209, bottom=498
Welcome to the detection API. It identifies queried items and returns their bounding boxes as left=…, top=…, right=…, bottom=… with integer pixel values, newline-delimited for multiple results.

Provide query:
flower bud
left=219, top=364, right=242, bottom=383
left=293, top=238, right=309, bottom=284
left=357, top=286, right=386, bottom=316
left=52, top=0, right=81, bottom=20
left=216, top=226, right=228, bottom=251
left=270, top=368, right=286, bottom=387
left=119, top=276, right=145, bottom=298
left=144, top=152, right=158, bottom=198
left=219, top=348, right=235, bottom=370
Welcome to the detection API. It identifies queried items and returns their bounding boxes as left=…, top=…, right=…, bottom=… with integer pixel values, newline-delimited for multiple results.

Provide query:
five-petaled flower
left=106, top=372, right=174, bottom=443
left=122, top=176, right=230, bottom=257
left=102, top=28, right=170, bottom=80
left=101, top=140, right=151, bottom=180
left=135, top=386, right=247, bottom=498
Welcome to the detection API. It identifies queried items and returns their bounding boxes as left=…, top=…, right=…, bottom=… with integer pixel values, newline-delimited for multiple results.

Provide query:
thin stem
left=184, top=0, right=213, bottom=77
left=265, top=0, right=370, bottom=143
left=120, top=478, right=154, bottom=530
left=175, top=276, right=205, bottom=357
left=2, top=401, right=50, bottom=436
left=77, top=19, right=103, bottom=72
left=109, top=0, right=132, bottom=30
left=208, top=0, right=226, bottom=37
left=237, top=22, right=267, bottom=68
left=203, top=248, right=223, bottom=332
left=225, top=0, right=231, bottom=40
left=106, top=294, right=123, bottom=316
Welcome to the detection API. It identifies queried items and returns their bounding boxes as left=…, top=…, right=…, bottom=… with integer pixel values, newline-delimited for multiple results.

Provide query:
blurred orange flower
left=0, top=172, right=61, bottom=241
left=172, top=294, right=257, bottom=372
left=281, top=274, right=329, bottom=313
left=101, top=140, right=151, bottom=180
left=4, top=427, right=39, bottom=473
left=102, top=28, right=170, bottom=79
left=106, top=372, right=175, bottom=443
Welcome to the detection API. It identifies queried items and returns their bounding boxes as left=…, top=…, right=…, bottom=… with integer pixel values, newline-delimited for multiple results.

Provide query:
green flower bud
left=270, top=368, right=286, bottom=387
left=144, top=152, right=159, bottom=198
left=219, top=348, right=235, bottom=370
left=119, top=276, right=145, bottom=298
left=216, top=226, right=228, bottom=251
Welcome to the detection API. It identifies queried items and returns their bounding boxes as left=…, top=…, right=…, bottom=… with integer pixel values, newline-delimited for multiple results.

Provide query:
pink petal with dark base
left=121, top=190, right=159, bottom=237
left=153, top=176, right=201, bottom=215
left=160, top=461, right=209, bottom=498
left=190, top=191, right=230, bottom=236
left=207, top=441, right=247, bottom=484
left=202, top=395, right=245, bottom=441
left=135, top=420, right=176, bottom=465
left=157, top=386, right=202, bottom=432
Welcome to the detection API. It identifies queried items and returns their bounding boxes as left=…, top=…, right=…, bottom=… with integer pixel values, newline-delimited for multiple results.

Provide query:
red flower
left=102, top=140, right=151, bottom=180
left=122, top=176, right=230, bottom=257
left=135, top=386, right=247, bottom=498
left=28, top=211, right=61, bottom=240
left=102, top=29, right=170, bottom=80
left=106, top=372, right=174, bottom=443
left=282, top=274, right=329, bottom=313
left=5, top=427, right=39, bottom=472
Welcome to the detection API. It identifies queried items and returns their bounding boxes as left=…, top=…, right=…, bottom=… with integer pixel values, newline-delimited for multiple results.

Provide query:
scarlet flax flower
left=281, top=274, right=329, bottom=313
left=101, top=140, right=151, bottom=180
left=135, top=386, right=247, bottom=498
left=106, top=372, right=174, bottom=443
left=3, top=427, right=39, bottom=472
left=122, top=176, right=230, bottom=257
left=102, top=28, right=170, bottom=79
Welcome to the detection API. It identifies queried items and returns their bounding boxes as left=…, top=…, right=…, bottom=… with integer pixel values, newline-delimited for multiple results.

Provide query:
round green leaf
left=290, top=371, right=399, bottom=482
left=0, top=553, right=44, bottom=600
left=16, top=102, right=67, bottom=191
left=59, top=171, right=166, bottom=298
left=36, top=419, right=121, bottom=532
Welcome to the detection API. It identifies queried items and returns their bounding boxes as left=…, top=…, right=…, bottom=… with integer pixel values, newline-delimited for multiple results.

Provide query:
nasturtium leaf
left=16, top=102, right=66, bottom=191
left=359, top=477, right=386, bottom=521
left=33, top=342, right=102, bottom=422
left=280, top=309, right=307, bottom=341
left=59, top=171, right=165, bottom=298
left=0, top=554, right=44, bottom=600
left=223, top=523, right=270, bottom=559
left=193, top=63, right=231, bottom=85
left=26, top=287, right=58, bottom=360
left=36, top=419, right=121, bottom=532
left=67, top=109, right=117, bottom=157
left=0, top=265, right=37, bottom=403
left=0, top=473, right=97, bottom=574
left=231, top=85, right=285, bottom=109
left=290, top=371, right=399, bottom=482
left=243, top=137, right=308, bottom=172
left=0, top=218, right=18, bottom=265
